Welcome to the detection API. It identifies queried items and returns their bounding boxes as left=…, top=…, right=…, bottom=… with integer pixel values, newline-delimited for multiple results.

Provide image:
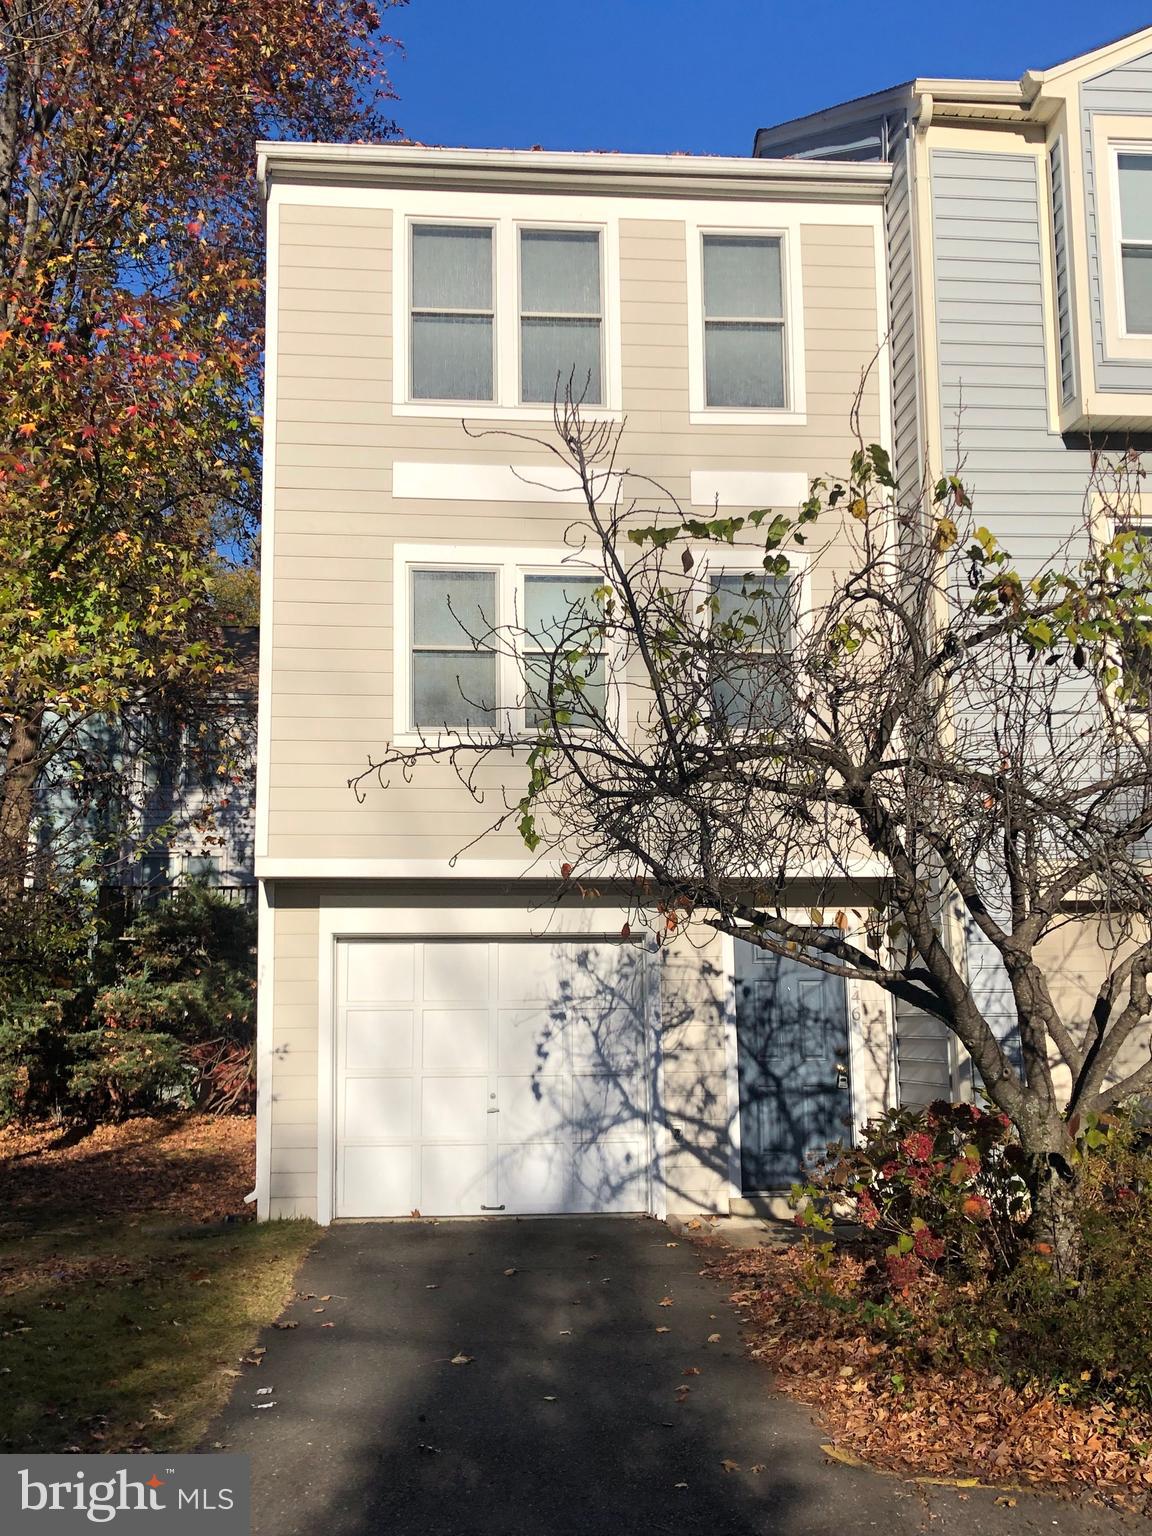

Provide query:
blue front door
left=735, top=940, right=853, bottom=1191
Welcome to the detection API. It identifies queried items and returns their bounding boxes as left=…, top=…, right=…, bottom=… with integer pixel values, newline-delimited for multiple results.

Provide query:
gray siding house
left=755, top=24, right=1152, bottom=1106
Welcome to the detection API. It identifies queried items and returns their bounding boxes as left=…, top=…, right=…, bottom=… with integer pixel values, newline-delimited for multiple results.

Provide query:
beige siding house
left=254, top=144, right=896, bottom=1223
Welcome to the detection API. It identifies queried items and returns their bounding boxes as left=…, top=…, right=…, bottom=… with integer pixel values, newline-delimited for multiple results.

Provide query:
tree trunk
left=0, top=707, right=43, bottom=901
left=1026, top=1140, right=1083, bottom=1282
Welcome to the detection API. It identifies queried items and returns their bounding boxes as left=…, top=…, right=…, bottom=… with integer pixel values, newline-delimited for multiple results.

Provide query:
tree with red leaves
left=0, top=0, right=402, bottom=896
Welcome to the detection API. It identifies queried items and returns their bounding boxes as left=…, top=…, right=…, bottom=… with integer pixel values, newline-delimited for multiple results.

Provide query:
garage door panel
left=497, top=1073, right=569, bottom=1141
left=422, top=1143, right=488, bottom=1215
left=424, top=942, right=488, bottom=1002
left=340, top=1144, right=412, bottom=1217
left=573, top=1139, right=648, bottom=1213
left=344, top=1010, right=414, bottom=1072
left=422, top=1009, right=489, bottom=1073
left=420, top=1075, right=488, bottom=1141
left=497, top=1006, right=567, bottom=1075
left=495, top=942, right=567, bottom=1001
left=497, top=1141, right=570, bottom=1213
left=344, top=1076, right=414, bottom=1141
left=346, top=941, right=415, bottom=1003
left=569, top=1006, right=643, bottom=1073
left=571, top=1071, right=646, bottom=1138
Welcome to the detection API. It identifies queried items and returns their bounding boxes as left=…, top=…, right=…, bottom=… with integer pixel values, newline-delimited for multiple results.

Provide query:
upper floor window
left=396, top=546, right=611, bottom=738
left=1118, top=154, right=1152, bottom=336
left=403, top=219, right=609, bottom=411
left=520, top=230, right=603, bottom=405
left=702, top=234, right=787, bottom=408
left=410, top=224, right=495, bottom=401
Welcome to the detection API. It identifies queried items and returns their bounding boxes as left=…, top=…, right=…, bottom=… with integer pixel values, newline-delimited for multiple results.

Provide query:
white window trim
left=686, top=224, right=807, bottom=426
left=1110, top=141, right=1152, bottom=344
left=1095, top=124, right=1152, bottom=360
left=392, top=542, right=622, bottom=747
left=394, top=206, right=621, bottom=421
left=408, top=217, right=499, bottom=406
left=517, top=222, right=607, bottom=409
left=688, top=541, right=813, bottom=740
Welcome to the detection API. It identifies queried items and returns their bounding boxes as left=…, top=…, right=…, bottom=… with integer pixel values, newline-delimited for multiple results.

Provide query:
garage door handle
left=487, top=1107, right=500, bottom=1113
left=481, top=1204, right=506, bottom=1211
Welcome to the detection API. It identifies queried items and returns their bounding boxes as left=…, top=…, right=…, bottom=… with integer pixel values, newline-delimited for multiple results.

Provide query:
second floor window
left=410, top=224, right=495, bottom=400
left=702, top=234, right=787, bottom=408
left=1118, top=153, right=1152, bottom=336
left=520, top=229, right=603, bottom=405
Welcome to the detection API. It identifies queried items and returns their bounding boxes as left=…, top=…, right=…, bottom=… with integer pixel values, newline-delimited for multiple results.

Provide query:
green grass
left=0, top=1215, right=316, bottom=1452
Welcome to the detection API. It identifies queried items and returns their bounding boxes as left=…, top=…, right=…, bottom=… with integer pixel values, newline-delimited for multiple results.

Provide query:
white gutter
left=256, top=140, right=891, bottom=203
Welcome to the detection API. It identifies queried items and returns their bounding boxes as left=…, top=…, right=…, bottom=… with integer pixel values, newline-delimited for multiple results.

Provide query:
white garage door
left=334, top=938, right=651, bottom=1217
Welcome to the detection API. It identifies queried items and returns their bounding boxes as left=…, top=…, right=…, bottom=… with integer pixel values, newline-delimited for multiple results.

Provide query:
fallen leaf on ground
left=658, top=1297, right=674, bottom=1307
left=503, top=1268, right=517, bottom=1277
left=450, top=1353, right=473, bottom=1366
left=995, top=1496, right=1018, bottom=1507
left=542, top=1395, right=557, bottom=1402
left=655, top=1326, right=671, bottom=1334
left=272, top=1321, right=297, bottom=1331
left=721, top=1459, right=740, bottom=1473
left=558, top=1330, right=572, bottom=1337
left=707, top=1333, right=722, bottom=1344
left=312, top=1307, right=325, bottom=1313
left=674, top=1481, right=688, bottom=1489
left=320, top=1323, right=334, bottom=1329
left=751, top=1464, right=766, bottom=1474
left=256, top=1387, right=274, bottom=1396
left=683, top=1367, right=702, bottom=1377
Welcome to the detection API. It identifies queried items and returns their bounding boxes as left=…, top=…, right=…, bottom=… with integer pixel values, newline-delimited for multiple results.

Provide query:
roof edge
left=256, top=141, right=892, bottom=202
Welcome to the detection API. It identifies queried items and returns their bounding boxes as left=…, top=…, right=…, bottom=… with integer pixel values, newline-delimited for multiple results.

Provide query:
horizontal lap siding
left=931, top=147, right=1100, bottom=1081
left=267, top=202, right=883, bottom=861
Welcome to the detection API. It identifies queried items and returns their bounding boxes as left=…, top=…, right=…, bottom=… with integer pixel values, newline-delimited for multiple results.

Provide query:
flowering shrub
left=792, top=1101, right=1030, bottom=1288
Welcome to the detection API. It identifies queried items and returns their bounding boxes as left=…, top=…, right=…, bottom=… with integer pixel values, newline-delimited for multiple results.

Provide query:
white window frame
left=1093, top=123, right=1152, bottom=362
left=407, top=217, right=498, bottom=405
left=687, top=224, right=807, bottom=426
left=692, top=542, right=813, bottom=734
left=392, top=543, right=621, bottom=745
left=516, top=223, right=606, bottom=408
left=1110, top=142, right=1152, bottom=342
left=394, top=204, right=620, bottom=420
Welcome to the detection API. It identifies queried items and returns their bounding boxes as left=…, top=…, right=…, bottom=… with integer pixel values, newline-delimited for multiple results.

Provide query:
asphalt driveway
left=210, top=1217, right=1142, bottom=1536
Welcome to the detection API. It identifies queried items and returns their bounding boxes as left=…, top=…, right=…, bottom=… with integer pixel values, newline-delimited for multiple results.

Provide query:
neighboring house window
left=184, top=853, right=221, bottom=881
left=519, top=229, right=602, bottom=405
left=410, top=568, right=500, bottom=728
left=699, top=555, right=804, bottom=731
left=1117, top=153, right=1152, bottom=335
left=397, top=546, right=611, bottom=737
left=410, top=224, right=495, bottom=400
left=701, top=234, right=787, bottom=408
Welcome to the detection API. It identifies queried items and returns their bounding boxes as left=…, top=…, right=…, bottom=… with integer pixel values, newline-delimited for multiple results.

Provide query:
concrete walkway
left=209, top=1218, right=1142, bottom=1536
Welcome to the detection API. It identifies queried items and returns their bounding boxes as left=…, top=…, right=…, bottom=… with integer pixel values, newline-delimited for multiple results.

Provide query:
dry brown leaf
left=503, top=1268, right=517, bottom=1277
left=655, top=1326, right=671, bottom=1334
left=683, top=1367, right=702, bottom=1377
left=658, top=1297, right=674, bottom=1307
left=272, top=1321, right=298, bottom=1331
left=450, top=1353, right=473, bottom=1366
left=707, top=1333, right=722, bottom=1344
left=720, top=1459, right=740, bottom=1473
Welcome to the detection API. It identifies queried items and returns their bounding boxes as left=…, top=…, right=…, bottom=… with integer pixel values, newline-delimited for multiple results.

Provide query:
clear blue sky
left=384, top=1, right=1152, bottom=156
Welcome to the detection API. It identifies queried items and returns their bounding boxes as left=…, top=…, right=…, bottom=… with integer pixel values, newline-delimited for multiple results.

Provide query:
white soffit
left=690, top=469, right=808, bottom=509
left=393, top=461, right=621, bottom=505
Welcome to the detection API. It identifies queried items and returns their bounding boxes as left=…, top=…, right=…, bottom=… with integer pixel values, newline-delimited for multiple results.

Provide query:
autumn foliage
left=0, top=0, right=402, bottom=892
